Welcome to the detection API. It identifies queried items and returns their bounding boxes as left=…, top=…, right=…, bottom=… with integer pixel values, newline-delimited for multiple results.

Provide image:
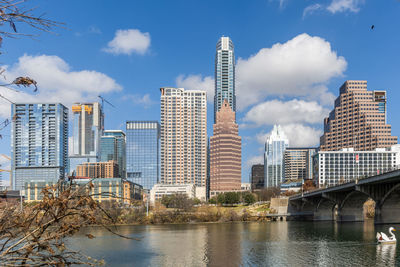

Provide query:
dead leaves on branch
left=12, top=76, right=37, bottom=91
left=0, top=183, right=133, bottom=266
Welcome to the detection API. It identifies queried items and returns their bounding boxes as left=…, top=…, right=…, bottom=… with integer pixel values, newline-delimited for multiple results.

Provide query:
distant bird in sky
left=371, top=25, right=375, bottom=30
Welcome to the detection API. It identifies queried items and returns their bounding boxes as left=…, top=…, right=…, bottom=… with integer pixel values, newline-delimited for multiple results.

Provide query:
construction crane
left=98, top=95, right=115, bottom=110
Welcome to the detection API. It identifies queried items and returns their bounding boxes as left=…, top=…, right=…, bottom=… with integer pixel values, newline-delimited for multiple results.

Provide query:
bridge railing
left=291, top=165, right=400, bottom=198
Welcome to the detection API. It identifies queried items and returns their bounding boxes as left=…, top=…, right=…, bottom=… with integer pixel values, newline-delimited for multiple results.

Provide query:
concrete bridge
left=288, top=169, right=400, bottom=224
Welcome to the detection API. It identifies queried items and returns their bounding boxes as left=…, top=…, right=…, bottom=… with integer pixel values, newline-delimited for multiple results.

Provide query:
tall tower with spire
left=214, top=36, right=236, bottom=123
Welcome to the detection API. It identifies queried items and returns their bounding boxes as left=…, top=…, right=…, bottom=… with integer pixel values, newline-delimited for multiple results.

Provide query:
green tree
left=209, top=197, right=217, bottom=204
left=217, top=193, right=225, bottom=204
left=242, top=192, right=256, bottom=205
left=225, top=192, right=240, bottom=205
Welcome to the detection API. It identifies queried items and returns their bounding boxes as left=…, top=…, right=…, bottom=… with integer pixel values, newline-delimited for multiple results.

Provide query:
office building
left=69, top=103, right=103, bottom=174
left=126, top=121, right=160, bottom=190
left=160, top=87, right=207, bottom=187
left=25, top=178, right=143, bottom=204
left=251, top=164, right=264, bottom=190
left=320, top=80, right=397, bottom=151
left=264, top=125, right=289, bottom=188
left=210, top=99, right=241, bottom=193
left=284, top=148, right=317, bottom=181
left=11, top=103, right=68, bottom=191
left=314, top=145, right=400, bottom=187
left=76, top=160, right=119, bottom=178
left=100, top=130, right=126, bottom=178
left=214, top=36, right=236, bottom=122
left=150, top=183, right=196, bottom=204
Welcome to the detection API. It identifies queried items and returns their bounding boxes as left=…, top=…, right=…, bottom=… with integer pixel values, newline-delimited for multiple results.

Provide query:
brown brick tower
left=320, top=80, right=397, bottom=151
left=210, top=99, right=241, bottom=193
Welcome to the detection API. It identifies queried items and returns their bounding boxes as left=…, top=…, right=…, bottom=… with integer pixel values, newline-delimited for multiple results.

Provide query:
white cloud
left=123, top=93, right=155, bottom=108
left=236, top=33, right=347, bottom=110
left=0, top=54, right=122, bottom=118
left=244, top=99, right=329, bottom=127
left=327, top=0, right=364, bottom=13
left=257, top=124, right=322, bottom=147
left=176, top=74, right=214, bottom=103
left=104, top=29, right=150, bottom=55
left=246, top=155, right=264, bottom=168
left=303, top=4, right=323, bottom=18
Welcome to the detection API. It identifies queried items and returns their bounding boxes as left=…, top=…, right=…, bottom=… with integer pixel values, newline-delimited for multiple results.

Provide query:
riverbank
left=99, top=203, right=273, bottom=225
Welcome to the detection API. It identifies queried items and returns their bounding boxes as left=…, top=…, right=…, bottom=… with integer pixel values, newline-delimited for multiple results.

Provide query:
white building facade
left=314, top=145, right=400, bottom=187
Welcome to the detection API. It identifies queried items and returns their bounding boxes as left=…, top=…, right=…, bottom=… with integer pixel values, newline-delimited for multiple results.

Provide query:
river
left=68, top=221, right=400, bottom=266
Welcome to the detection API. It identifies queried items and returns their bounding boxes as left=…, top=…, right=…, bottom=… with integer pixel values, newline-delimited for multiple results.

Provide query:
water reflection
left=376, top=244, right=396, bottom=266
left=68, top=222, right=400, bottom=266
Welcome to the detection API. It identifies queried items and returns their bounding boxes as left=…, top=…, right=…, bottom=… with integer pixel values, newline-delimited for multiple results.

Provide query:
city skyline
left=0, top=1, right=400, bottom=185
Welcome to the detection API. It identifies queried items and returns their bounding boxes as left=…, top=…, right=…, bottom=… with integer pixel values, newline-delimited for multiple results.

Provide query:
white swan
left=377, top=227, right=396, bottom=244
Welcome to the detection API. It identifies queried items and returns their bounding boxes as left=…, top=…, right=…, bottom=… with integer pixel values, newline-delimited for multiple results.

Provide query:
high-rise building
left=69, top=103, right=103, bottom=174
left=251, top=164, right=264, bottom=190
left=214, top=36, right=235, bottom=122
left=314, top=146, right=400, bottom=187
left=76, top=160, right=119, bottom=178
left=210, top=99, right=241, bottom=193
left=284, top=148, right=317, bottom=182
left=160, top=87, right=207, bottom=187
left=126, top=121, right=160, bottom=191
left=264, top=125, right=289, bottom=188
left=320, top=80, right=397, bottom=151
left=11, top=103, right=68, bottom=190
left=100, top=130, right=126, bottom=178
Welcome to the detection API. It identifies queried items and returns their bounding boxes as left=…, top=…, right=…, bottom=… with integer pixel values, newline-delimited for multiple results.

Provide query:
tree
left=209, top=197, right=217, bottom=204
left=242, top=192, right=256, bottom=205
left=302, top=180, right=316, bottom=192
left=224, top=192, right=240, bottom=205
left=161, top=194, right=194, bottom=211
left=217, top=193, right=225, bottom=205
left=0, top=183, right=133, bottom=266
left=257, top=187, right=280, bottom=201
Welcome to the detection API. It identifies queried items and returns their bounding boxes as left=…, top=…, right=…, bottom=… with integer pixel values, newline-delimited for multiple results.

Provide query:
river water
left=68, top=221, right=400, bottom=266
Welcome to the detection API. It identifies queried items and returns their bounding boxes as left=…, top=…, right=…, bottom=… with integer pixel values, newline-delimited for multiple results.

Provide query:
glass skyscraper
left=214, top=36, right=235, bottom=122
left=126, top=121, right=160, bottom=191
left=100, top=130, right=126, bottom=178
left=264, top=125, right=289, bottom=188
left=11, top=103, right=68, bottom=190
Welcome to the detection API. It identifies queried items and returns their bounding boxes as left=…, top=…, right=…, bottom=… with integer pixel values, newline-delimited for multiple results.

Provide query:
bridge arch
left=338, top=191, right=370, bottom=222
left=314, top=198, right=336, bottom=221
left=375, top=183, right=400, bottom=224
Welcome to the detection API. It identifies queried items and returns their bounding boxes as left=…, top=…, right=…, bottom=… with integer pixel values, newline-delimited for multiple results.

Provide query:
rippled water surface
left=68, top=221, right=400, bottom=266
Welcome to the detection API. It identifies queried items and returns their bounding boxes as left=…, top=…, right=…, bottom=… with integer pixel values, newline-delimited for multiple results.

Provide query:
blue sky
left=1, top=0, right=400, bottom=184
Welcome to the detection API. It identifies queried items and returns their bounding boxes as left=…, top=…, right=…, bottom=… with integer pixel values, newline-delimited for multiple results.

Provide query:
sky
left=1, top=0, right=400, bottom=184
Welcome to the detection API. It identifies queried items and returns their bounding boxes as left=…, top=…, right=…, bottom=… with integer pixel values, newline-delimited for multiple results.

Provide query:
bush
left=209, top=197, right=217, bottom=204
left=160, top=194, right=194, bottom=211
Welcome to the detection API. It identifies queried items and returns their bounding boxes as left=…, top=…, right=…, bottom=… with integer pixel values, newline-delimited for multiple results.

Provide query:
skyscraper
left=160, top=87, right=207, bottom=187
left=11, top=103, right=68, bottom=190
left=251, top=164, right=264, bottom=190
left=264, top=125, right=289, bottom=188
left=69, top=102, right=103, bottom=174
left=284, top=148, right=317, bottom=182
left=100, top=130, right=126, bottom=178
left=210, top=99, right=241, bottom=194
left=126, top=121, right=160, bottom=191
left=320, top=80, right=397, bottom=151
left=214, top=36, right=235, bottom=122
